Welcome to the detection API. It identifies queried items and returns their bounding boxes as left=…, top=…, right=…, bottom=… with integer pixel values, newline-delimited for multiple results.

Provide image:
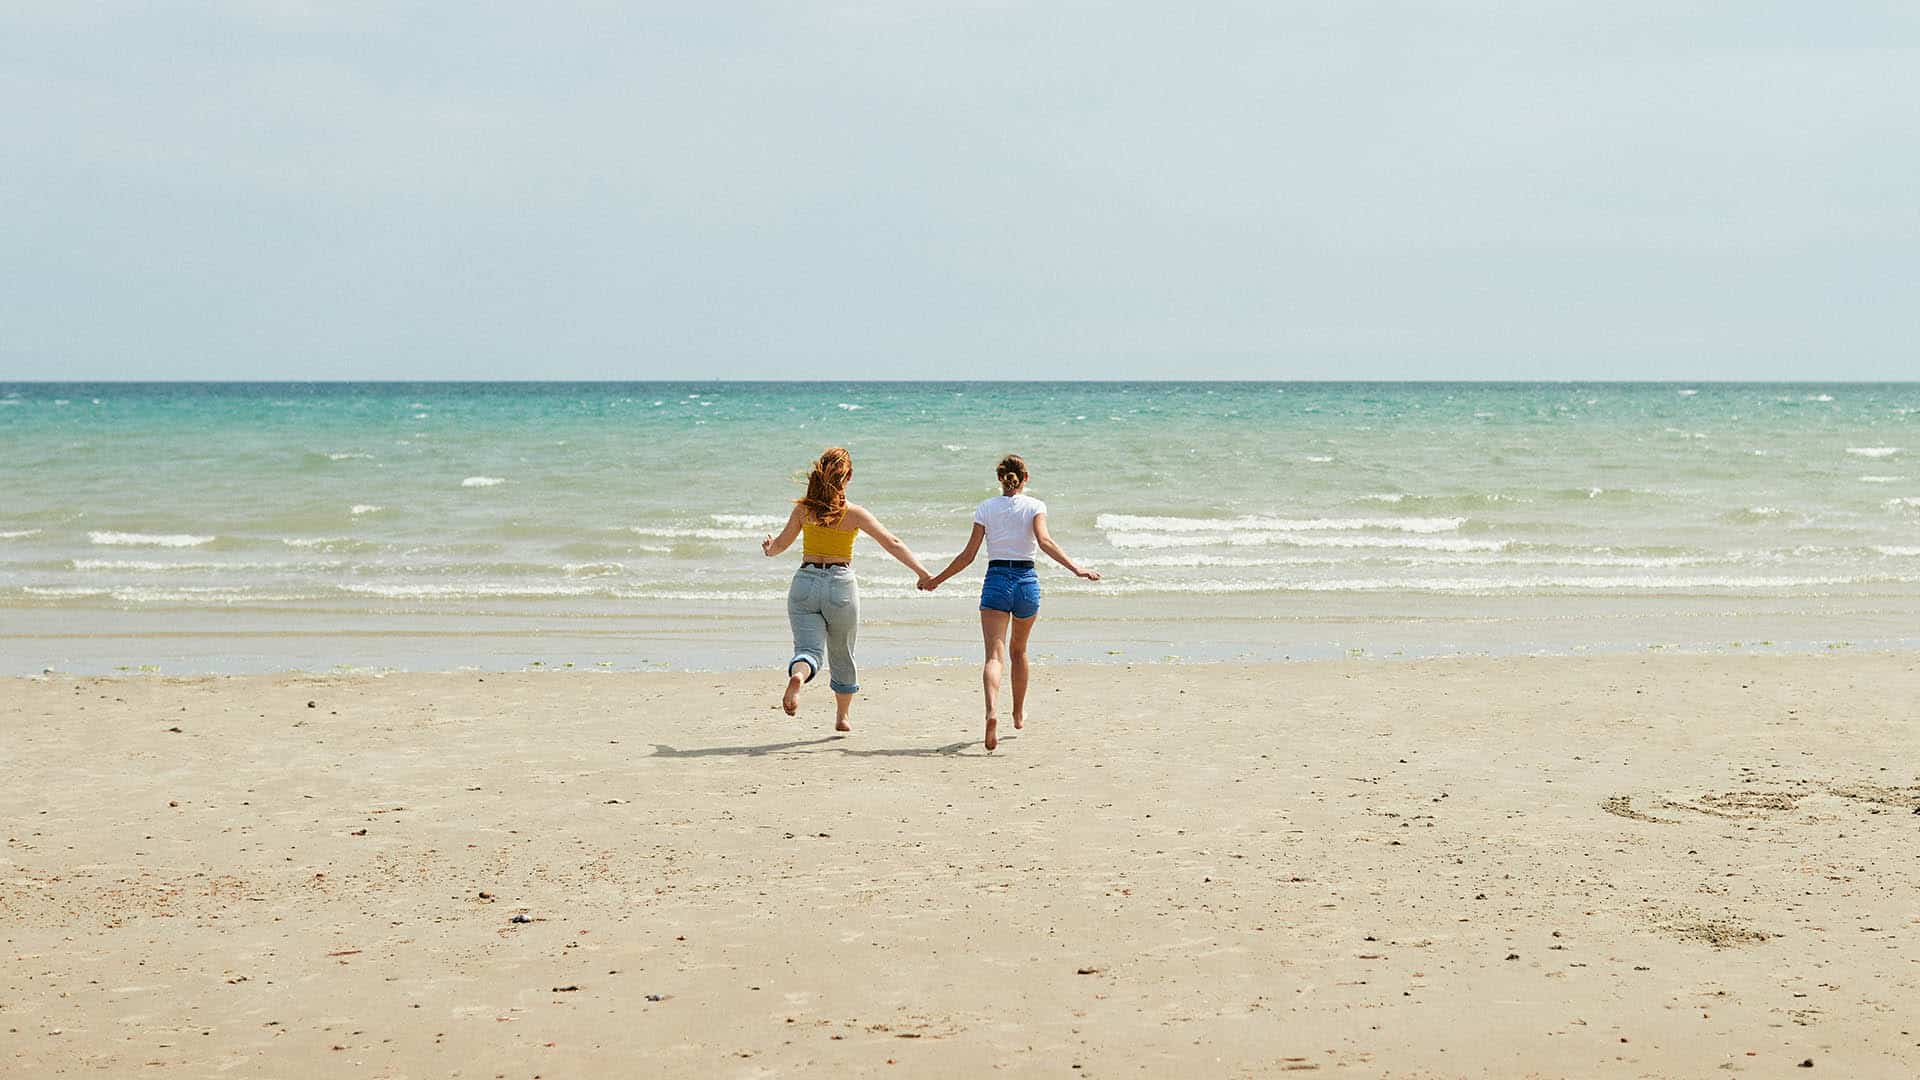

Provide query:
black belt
left=988, top=559, right=1034, bottom=568
left=800, top=561, right=847, bottom=570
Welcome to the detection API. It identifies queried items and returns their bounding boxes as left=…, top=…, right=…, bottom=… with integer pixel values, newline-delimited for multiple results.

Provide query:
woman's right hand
left=761, top=534, right=775, bottom=557
left=1076, top=568, right=1101, bottom=581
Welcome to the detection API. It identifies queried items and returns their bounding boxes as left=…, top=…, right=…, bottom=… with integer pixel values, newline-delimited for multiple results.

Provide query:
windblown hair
left=996, top=454, right=1028, bottom=495
left=796, top=447, right=852, bottom=526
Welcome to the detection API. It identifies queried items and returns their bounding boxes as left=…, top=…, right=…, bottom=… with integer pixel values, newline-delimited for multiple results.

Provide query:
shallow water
left=3, top=381, right=1917, bottom=672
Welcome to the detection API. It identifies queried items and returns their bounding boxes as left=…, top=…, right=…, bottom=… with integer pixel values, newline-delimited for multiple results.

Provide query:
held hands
left=917, top=573, right=939, bottom=592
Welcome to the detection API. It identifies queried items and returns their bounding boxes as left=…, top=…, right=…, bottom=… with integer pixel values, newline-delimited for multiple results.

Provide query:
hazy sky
left=4, top=3, right=1916, bottom=380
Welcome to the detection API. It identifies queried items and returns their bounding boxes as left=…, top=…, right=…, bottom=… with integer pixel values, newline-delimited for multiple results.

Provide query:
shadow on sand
left=649, top=736, right=989, bottom=759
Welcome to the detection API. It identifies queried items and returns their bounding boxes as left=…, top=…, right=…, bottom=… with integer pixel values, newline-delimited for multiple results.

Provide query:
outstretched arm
left=925, top=523, right=986, bottom=590
left=846, top=505, right=931, bottom=583
left=762, top=504, right=804, bottom=557
left=1033, top=513, right=1099, bottom=580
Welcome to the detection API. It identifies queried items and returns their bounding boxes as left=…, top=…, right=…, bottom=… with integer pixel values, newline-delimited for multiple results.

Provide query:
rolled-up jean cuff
left=829, top=680, right=859, bottom=694
left=789, top=656, right=819, bottom=682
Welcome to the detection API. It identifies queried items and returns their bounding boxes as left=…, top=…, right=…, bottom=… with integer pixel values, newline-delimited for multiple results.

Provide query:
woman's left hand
left=1077, top=568, right=1101, bottom=581
left=761, top=534, right=775, bottom=557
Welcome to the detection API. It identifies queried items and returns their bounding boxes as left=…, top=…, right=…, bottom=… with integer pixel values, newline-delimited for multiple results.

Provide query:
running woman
left=921, top=454, right=1099, bottom=750
left=762, top=447, right=932, bottom=731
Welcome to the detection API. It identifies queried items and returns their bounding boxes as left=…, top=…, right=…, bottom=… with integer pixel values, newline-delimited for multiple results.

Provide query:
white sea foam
left=943, top=444, right=968, bottom=452
left=1847, top=447, right=1902, bottom=458
left=1677, top=388, right=1699, bottom=396
left=1874, top=546, right=1920, bottom=557
left=283, top=536, right=368, bottom=550
left=327, top=452, right=372, bottom=461
left=1745, top=506, right=1785, bottom=517
left=339, top=582, right=602, bottom=599
left=1887, top=497, right=1920, bottom=511
left=1360, top=494, right=1406, bottom=503
left=89, top=531, right=214, bottom=548
left=461, top=476, right=506, bottom=487
left=837, top=403, right=862, bottom=411
left=1303, top=455, right=1333, bottom=463
left=628, top=526, right=758, bottom=540
left=350, top=504, right=386, bottom=515
left=0, top=528, right=42, bottom=540
left=563, top=562, right=625, bottom=577
left=1097, top=514, right=1465, bottom=534
left=1807, top=394, right=1835, bottom=402
left=1104, top=531, right=1505, bottom=553
left=1100, top=552, right=1718, bottom=570
left=1859, top=475, right=1903, bottom=483
left=710, top=514, right=786, bottom=529
left=1086, top=574, right=1865, bottom=595
left=72, top=558, right=328, bottom=573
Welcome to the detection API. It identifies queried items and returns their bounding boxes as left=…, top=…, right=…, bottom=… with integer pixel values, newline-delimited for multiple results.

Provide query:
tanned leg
left=980, top=609, right=1012, bottom=750
left=834, top=691, right=853, bottom=732
left=1009, top=615, right=1036, bottom=729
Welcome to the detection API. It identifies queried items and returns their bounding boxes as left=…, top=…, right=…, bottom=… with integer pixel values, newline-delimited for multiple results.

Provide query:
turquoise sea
left=3, top=382, right=1918, bottom=673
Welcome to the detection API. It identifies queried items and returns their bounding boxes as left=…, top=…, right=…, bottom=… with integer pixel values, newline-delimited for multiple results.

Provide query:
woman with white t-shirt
left=922, top=454, right=1099, bottom=750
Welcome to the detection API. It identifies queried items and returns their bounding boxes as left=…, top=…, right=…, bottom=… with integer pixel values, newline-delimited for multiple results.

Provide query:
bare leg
left=1009, top=615, right=1036, bottom=729
left=980, top=609, right=1011, bottom=750
left=834, top=691, right=853, bottom=732
left=782, top=660, right=813, bottom=716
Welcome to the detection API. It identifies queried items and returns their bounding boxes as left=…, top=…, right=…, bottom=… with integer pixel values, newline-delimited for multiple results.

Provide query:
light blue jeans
left=787, top=564, right=859, bottom=694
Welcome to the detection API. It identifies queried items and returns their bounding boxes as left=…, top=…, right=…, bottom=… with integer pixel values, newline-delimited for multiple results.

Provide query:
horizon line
left=6, top=378, right=1919, bottom=386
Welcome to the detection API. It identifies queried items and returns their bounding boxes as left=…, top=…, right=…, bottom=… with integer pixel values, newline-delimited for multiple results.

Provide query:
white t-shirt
left=974, top=493, right=1047, bottom=560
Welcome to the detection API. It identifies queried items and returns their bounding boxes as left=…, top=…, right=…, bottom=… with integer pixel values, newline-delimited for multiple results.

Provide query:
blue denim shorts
left=980, top=563, right=1040, bottom=620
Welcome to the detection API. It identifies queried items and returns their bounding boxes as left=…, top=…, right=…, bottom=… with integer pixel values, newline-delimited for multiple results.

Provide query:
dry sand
left=4, top=653, right=1918, bottom=1078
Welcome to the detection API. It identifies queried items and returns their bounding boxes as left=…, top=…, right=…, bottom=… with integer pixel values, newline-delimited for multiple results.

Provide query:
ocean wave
left=0, top=528, right=42, bottom=540
left=628, top=526, right=758, bottom=540
left=350, top=504, right=386, bottom=516
left=461, top=476, right=506, bottom=487
left=1096, top=513, right=1465, bottom=534
left=563, top=562, right=625, bottom=577
left=339, top=582, right=604, bottom=599
left=837, top=403, right=862, bottom=411
left=1874, top=546, right=1920, bottom=557
left=1887, top=497, right=1920, bottom=511
left=328, top=451, right=373, bottom=461
left=23, top=584, right=297, bottom=604
left=1101, top=552, right=1722, bottom=570
left=1087, top=573, right=1878, bottom=595
left=1722, top=506, right=1796, bottom=524
left=88, top=531, right=215, bottom=548
left=282, top=536, right=379, bottom=552
left=711, top=513, right=786, bottom=529
left=71, top=558, right=333, bottom=573
left=1104, top=531, right=1506, bottom=553
left=1860, top=475, right=1903, bottom=483
left=1847, top=447, right=1902, bottom=458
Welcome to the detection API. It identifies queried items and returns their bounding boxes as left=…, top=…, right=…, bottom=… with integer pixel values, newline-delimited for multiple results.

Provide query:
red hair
left=796, top=447, right=851, bottom=525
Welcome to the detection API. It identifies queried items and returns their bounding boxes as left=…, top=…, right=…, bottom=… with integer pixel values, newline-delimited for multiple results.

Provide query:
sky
left=3, top=2, right=1916, bottom=381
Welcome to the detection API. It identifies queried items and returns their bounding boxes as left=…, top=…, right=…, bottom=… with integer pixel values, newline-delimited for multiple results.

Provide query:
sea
left=3, top=381, right=1918, bottom=674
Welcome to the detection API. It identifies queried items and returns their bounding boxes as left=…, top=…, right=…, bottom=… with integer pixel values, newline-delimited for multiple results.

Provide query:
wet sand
left=5, top=653, right=1918, bottom=1077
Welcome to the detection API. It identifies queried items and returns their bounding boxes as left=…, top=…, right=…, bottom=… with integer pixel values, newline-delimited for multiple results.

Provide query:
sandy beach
left=5, top=653, right=1918, bottom=1078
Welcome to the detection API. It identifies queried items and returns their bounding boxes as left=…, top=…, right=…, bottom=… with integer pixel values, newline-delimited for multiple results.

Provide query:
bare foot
left=984, top=714, right=998, bottom=751
left=782, top=673, right=802, bottom=716
left=1012, top=710, right=1025, bottom=730
left=835, top=717, right=852, bottom=733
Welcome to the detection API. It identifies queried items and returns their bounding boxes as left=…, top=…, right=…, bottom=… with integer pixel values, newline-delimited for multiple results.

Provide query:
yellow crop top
left=802, top=521, right=857, bottom=559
